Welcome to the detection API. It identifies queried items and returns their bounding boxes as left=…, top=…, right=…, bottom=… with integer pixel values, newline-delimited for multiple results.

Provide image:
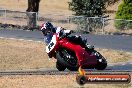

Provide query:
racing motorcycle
left=46, top=33, right=107, bottom=71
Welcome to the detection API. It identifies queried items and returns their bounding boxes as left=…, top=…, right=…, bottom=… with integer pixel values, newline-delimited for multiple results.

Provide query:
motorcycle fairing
left=46, top=33, right=58, bottom=53
left=59, top=38, right=97, bottom=66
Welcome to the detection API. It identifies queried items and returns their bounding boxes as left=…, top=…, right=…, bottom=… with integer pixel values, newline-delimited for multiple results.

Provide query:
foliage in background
left=69, top=16, right=108, bottom=33
left=68, top=0, right=120, bottom=33
left=68, top=0, right=120, bottom=16
left=115, top=0, right=132, bottom=30
left=68, top=0, right=106, bottom=17
left=68, top=0, right=106, bottom=33
left=27, top=0, right=41, bottom=12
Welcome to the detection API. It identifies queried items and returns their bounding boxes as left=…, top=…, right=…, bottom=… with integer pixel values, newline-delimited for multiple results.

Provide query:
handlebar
left=59, top=30, right=74, bottom=40
left=59, top=33, right=68, bottom=40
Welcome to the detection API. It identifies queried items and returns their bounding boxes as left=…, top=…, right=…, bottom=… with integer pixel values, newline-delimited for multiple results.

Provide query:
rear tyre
left=56, top=61, right=66, bottom=71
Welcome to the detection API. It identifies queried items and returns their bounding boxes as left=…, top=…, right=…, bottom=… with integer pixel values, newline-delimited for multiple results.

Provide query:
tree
left=68, top=0, right=120, bottom=17
left=26, top=0, right=41, bottom=30
left=68, top=0, right=107, bottom=33
left=68, top=0, right=122, bottom=33
left=69, top=0, right=106, bottom=17
left=26, top=0, right=40, bottom=12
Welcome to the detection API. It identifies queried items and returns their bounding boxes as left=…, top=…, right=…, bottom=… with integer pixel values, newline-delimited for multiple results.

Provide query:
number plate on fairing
left=46, top=35, right=57, bottom=53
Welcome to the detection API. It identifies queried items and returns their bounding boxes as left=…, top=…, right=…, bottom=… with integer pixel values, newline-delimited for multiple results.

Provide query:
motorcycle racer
left=40, top=22, right=94, bottom=58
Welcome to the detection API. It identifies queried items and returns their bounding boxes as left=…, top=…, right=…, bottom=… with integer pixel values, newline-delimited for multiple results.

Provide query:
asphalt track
left=0, top=29, right=132, bottom=74
left=0, top=29, right=132, bottom=52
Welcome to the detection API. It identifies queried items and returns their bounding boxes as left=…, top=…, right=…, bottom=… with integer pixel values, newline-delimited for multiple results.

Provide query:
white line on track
left=0, top=37, right=43, bottom=43
left=121, top=63, right=126, bottom=66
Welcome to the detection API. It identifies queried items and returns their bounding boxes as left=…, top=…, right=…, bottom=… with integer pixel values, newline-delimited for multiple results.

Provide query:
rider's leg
left=77, top=36, right=94, bottom=51
left=67, top=35, right=94, bottom=51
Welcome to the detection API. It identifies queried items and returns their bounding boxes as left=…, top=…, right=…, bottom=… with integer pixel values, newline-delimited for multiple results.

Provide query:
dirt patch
left=0, top=0, right=72, bottom=16
left=96, top=48, right=132, bottom=63
left=0, top=38, right=56, bottom=71
left=0, top=38, right=132, bottom=71
left=0, top=75, right=131, bottom=88
left=0, top=38, right=132, bottom=87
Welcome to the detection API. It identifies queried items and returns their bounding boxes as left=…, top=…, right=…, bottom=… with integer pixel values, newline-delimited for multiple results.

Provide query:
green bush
left=127, top=22, right=132, bottom=29
left=115, top=0, right=132, bottom=30
left=114, top=20, right=127, bottom=30
left=68, top=0, right=108, bottom=32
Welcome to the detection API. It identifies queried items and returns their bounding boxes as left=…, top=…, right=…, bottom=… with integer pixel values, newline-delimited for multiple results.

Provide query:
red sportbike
left=46, top=33, right=107, bottom=71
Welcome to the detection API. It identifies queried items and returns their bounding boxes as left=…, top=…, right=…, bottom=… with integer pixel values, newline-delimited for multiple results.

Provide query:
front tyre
left=93, top=51, right=107, bottom=70
left=56, top=49, right=78, bottom=71
left=95, top=58, right=107, bottom=70
left=56, top=61, right=66, bottom=71
left=67, top=66, right=78, bottom=71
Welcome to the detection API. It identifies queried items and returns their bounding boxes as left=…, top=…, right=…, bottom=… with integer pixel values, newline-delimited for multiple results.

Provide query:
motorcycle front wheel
left=94, top=51, right=107, bottom=70
left=95, top=58, right=107, bottom=70
left=56, top=61, right=66, bottom=71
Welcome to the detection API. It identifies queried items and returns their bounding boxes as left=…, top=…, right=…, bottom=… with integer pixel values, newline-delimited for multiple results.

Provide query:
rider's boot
left=81, top=39, right=94, bottom=52
left=84, top=44, right=94, bottom=52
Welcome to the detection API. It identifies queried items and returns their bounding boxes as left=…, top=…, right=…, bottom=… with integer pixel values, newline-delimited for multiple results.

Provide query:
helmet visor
left=42, top=28, right=51, bottom=36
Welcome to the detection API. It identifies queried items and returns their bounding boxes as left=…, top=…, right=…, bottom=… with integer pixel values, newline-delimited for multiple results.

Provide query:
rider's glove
left=63, top=30, right=71, bottom=34
left=70, top=30, right=74, bottom=33
left=48, top=53, right=52, bottom=58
